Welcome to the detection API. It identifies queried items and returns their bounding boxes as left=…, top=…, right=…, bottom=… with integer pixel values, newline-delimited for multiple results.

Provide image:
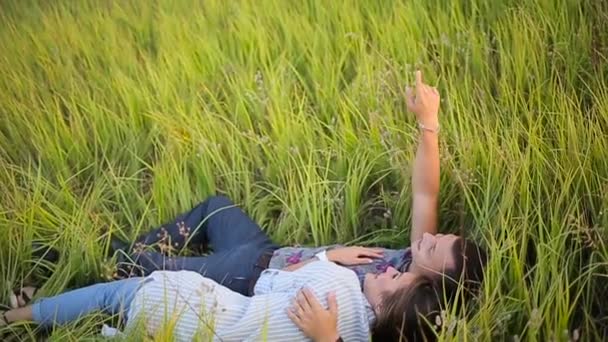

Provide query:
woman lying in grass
left=1, top=260, right=444, bottom=341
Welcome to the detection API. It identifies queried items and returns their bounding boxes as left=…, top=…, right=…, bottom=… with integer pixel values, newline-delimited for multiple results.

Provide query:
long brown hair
left=372, top=275, right=446, bottom=342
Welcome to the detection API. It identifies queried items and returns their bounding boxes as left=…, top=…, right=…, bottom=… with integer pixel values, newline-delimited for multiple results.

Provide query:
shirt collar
left=399, top=247, right=413, bottom=272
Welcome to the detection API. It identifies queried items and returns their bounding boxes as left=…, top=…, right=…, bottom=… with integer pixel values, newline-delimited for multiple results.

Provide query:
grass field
left=1, top=0, right=607, bottom=340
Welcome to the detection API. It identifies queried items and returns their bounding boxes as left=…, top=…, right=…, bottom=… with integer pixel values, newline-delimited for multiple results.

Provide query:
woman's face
left=363, top=267, right=418, bottom=311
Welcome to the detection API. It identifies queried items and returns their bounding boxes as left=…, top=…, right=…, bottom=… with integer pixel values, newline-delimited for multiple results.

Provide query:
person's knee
left=205, top=195, right=235, bottom=211
left=86, top=283, right=111, bottom=311
left=99, top=281, right=135, bottom=315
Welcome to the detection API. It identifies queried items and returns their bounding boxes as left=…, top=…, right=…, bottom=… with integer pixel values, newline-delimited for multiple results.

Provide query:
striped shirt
left=126, top=261, right=374, bottom=341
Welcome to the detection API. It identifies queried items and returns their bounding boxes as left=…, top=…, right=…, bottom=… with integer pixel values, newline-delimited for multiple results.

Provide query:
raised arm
left=406, top=70, right=441, bottom=243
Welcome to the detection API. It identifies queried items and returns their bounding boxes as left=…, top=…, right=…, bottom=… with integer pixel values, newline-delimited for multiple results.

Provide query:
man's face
left=411, top=233, right=460, bottom=277
left=362, top=267, right=417, bottom=310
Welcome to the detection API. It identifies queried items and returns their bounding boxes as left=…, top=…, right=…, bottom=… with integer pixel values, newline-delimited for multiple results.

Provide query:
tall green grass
left=0, top=0, right=607, bottom=340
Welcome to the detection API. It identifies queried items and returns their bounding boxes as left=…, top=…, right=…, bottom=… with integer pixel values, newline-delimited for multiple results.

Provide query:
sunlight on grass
left=1, top=0, right=607, bottom=340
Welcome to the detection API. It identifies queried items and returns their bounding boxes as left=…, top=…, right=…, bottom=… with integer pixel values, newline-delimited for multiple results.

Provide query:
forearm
left=410, top=130, right=440, bottom=240
left=412, top=131, right=440, bottom=198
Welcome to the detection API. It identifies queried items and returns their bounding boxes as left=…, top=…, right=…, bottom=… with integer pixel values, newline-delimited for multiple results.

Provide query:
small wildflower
left=447, top=319, right=457, bottom=333
left=383, top=209, right=392, bottom=219
left=158, top=240, right=176, bottom=254
left=254, top=70, right=264, bottom=87
left=529, top=308, right=541, bottom=329
left=470, top=324, right=481, bottom=338
left=336, top=195, right=344, bottom=205
left=440, top=33, right=451, bottom=46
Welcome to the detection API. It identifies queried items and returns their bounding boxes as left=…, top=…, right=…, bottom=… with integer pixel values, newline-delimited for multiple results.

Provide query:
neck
left=407, top=259, right=423, bottom=275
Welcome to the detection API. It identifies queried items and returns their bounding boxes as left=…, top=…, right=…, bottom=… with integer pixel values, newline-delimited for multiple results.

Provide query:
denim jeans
left=126, top=195, right=279, bottom=296
left=32, top=277, right=143, bottom=327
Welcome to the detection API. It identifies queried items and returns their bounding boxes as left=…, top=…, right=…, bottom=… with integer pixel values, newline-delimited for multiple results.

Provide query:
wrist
left=317, top=333, right=341, bottom=342
left=416, top=113, right=439, bottom=127
left=417, top=121, right=440, bottom=134
left=323, top=250, right=334, bottom=262
left=417, top=118, right=439, bottom=127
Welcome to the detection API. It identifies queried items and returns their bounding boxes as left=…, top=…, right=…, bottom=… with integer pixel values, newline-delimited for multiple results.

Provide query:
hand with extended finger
left=405, top=70, right=440, bottom=129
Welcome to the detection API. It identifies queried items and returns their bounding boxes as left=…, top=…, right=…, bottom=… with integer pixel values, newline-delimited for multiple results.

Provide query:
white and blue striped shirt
left=126, top=261, right=375, bottom=341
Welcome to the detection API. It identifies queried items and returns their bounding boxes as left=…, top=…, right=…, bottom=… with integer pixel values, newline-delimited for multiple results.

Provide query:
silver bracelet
left=418, top=122, right=440, bottom=134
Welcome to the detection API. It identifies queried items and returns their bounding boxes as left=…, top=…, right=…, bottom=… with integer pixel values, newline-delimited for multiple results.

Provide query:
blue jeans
left=124, top=196, right=279, bottom=296
left=32, top=277, right=143, bottom=327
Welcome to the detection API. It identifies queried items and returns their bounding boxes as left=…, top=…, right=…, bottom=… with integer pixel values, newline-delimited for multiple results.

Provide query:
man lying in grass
left=112, top=71, right=486, bottom=296
left=1, top=256, right=444, bottom=341
left=105, top=71, right=486, bottom=293
left=6, top=71, right=486, bottom=340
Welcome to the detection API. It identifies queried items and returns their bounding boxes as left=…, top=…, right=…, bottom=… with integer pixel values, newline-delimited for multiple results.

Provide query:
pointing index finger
left=415, top=70, right=423, bottom=87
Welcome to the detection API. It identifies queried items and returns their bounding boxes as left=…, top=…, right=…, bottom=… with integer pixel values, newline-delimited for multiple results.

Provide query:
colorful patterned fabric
left=268, top=245, right=412, bottom=288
